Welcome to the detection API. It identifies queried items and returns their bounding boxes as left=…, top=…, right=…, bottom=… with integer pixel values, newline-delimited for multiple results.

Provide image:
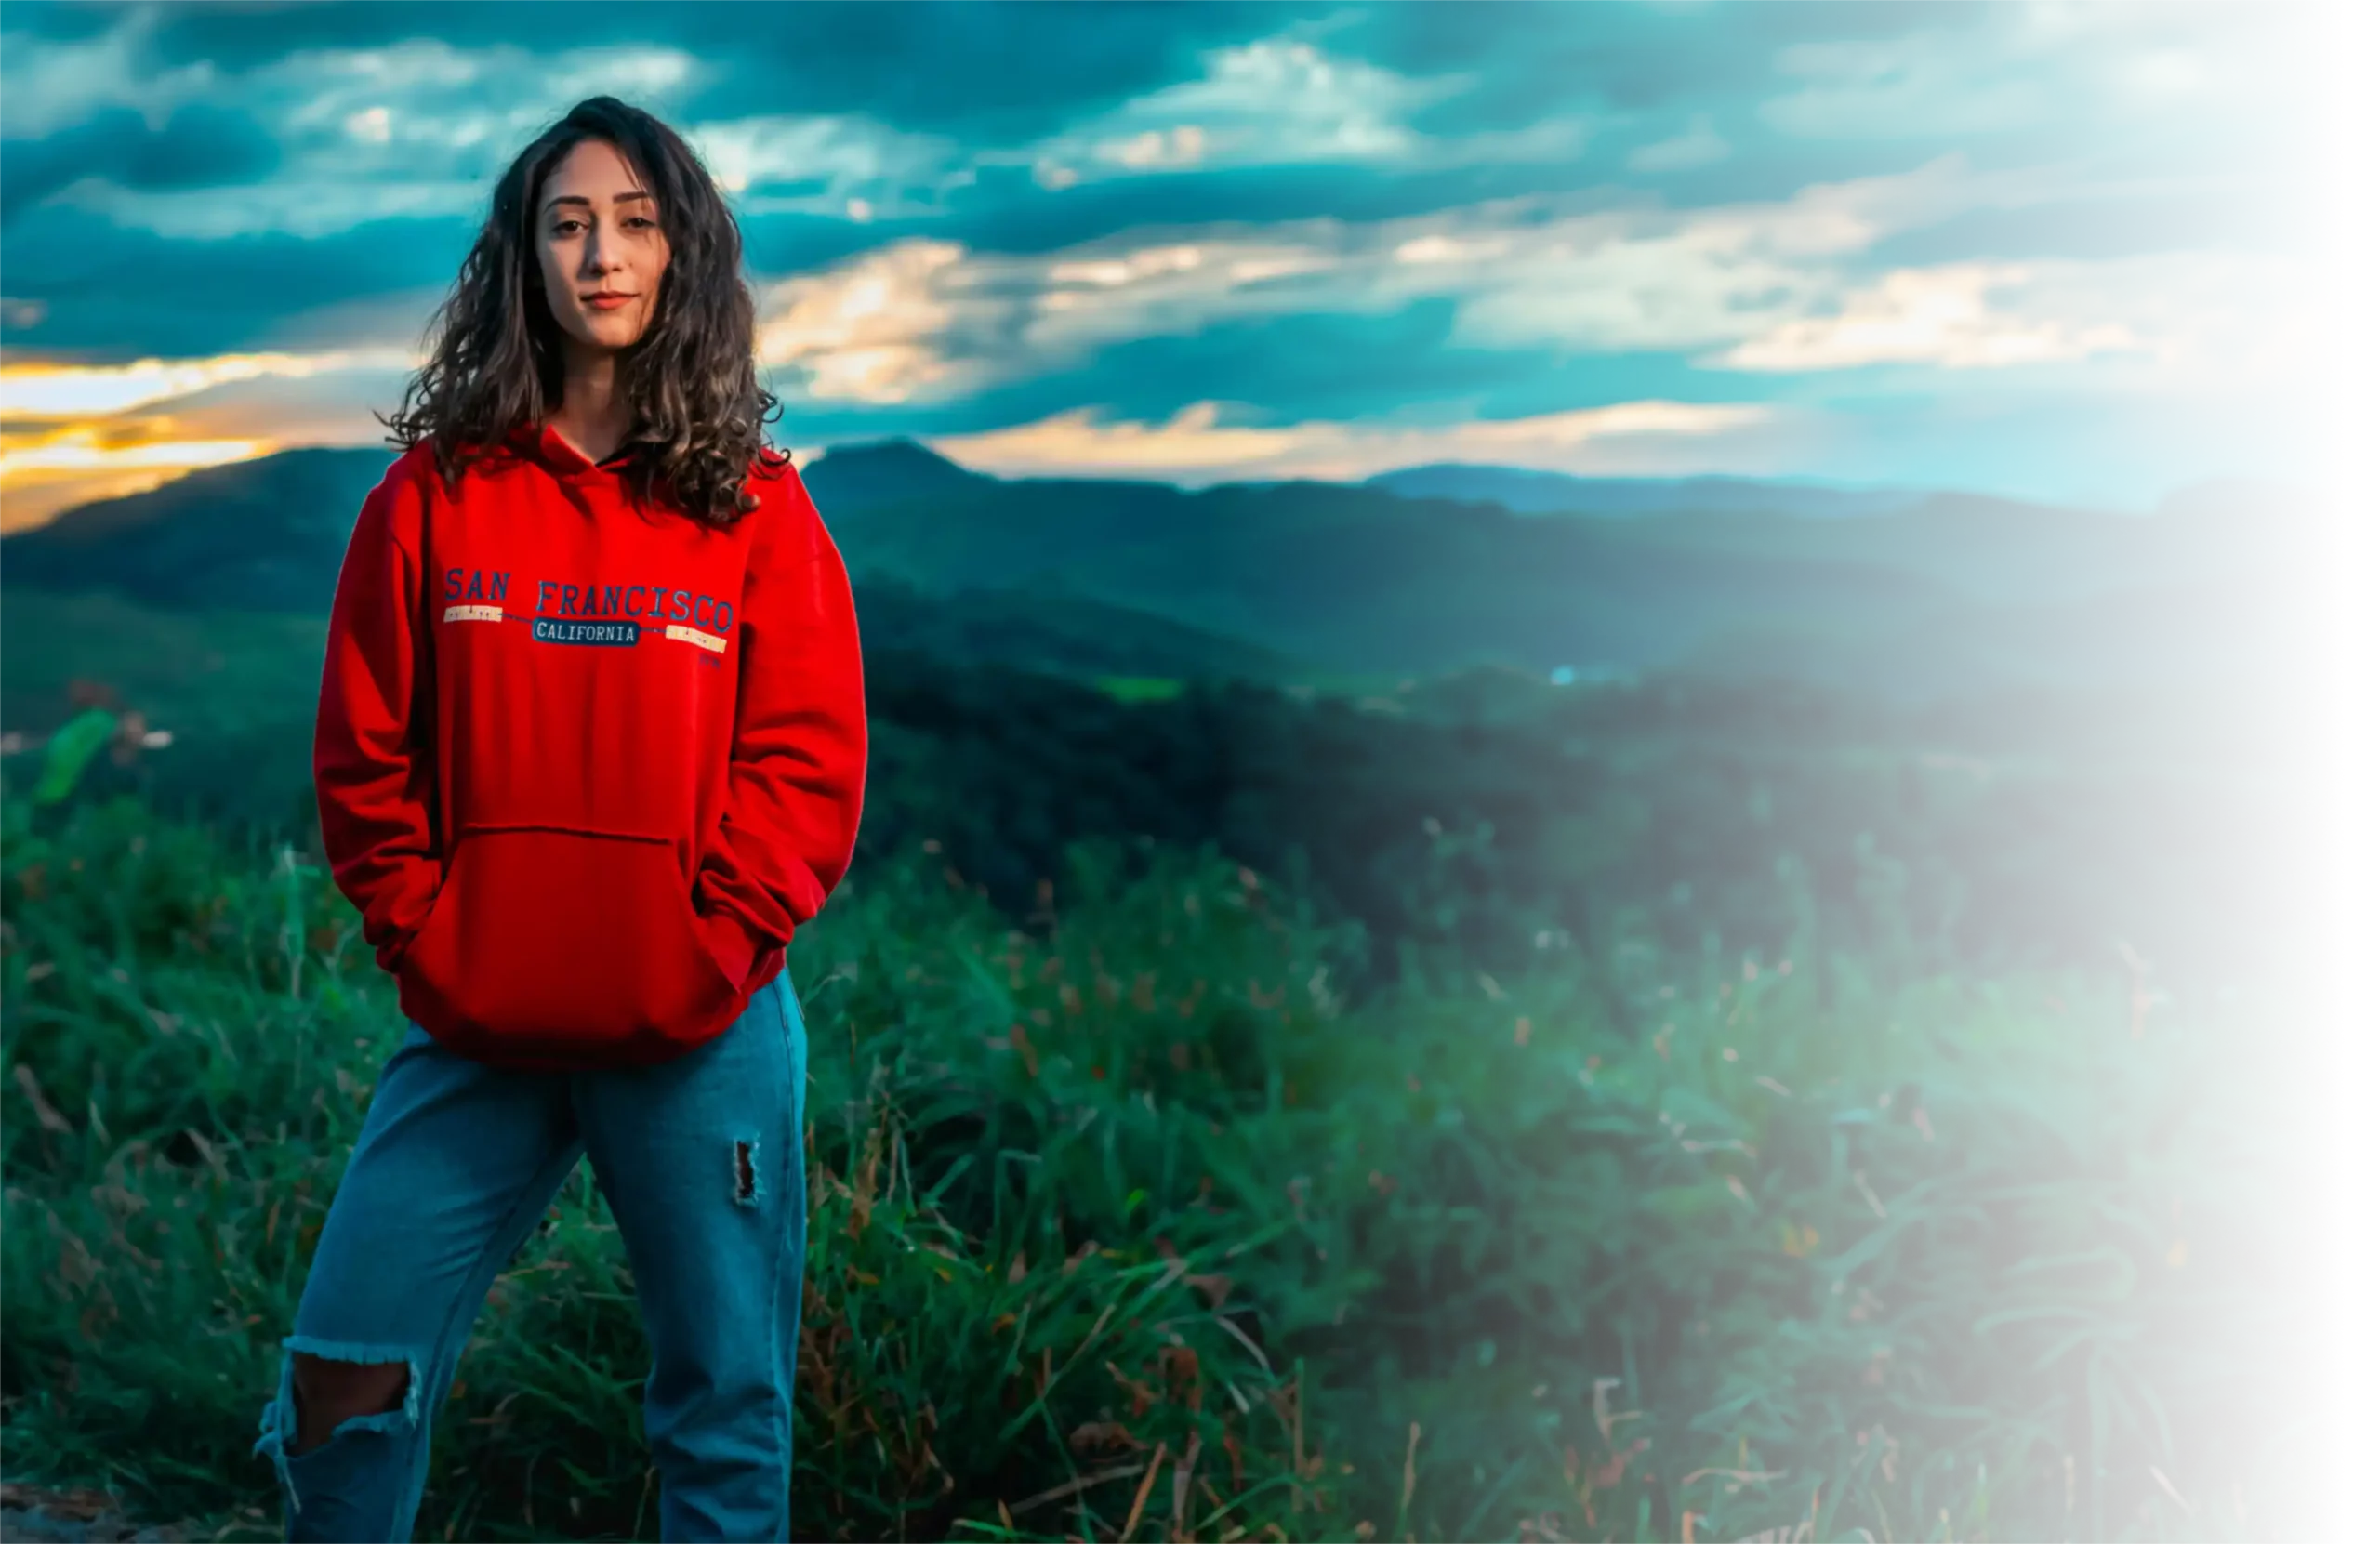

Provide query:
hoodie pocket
left=398, top=824, right=738, bottom=1051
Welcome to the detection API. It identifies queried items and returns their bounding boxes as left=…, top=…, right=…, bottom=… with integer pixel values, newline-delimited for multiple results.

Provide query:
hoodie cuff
left=694, top=903, right=766, bottom=989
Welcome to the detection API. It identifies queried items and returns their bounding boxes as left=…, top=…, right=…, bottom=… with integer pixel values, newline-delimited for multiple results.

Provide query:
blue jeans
left=251, top=972, right=809, bottom=1541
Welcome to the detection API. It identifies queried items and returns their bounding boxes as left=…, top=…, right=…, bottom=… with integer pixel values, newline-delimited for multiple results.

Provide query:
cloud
left=0, top=100, right=283, bottom=225
left=12, top=29, right=707, bottom=237
left=1712, top=261, right=2140, bottom=371
left=2094, top=13, right=2332, bottom=118
left=1438, top=205, right=1829, bottom=354
left=0, top=204, right=478, bottom=359
left=1866, top=175, right=2332, bottom=262
left=1761, top=0, right=2332, bottom=142
left=1016, top=33, right=1594, bottom=191
left=683, top=113, right=972, bottom=221
left=0, top=0, right=2326, bottom=519
left=0, top=6, right=219, bottom=139
left=28, top=21, right=1599, bottom=247
left=2010, top=3, right=2185, bottom=48
left=755, top=225, right=1360, bottom=405
left=1627, top=112, right=1730, bottom=173
left=858, top=25, right=1603, bottom=208
left=0, top=422, right=279, bottom=533
left=2246, top=298, right=2342, bottom=377
left=1680, top=379, right=2324, bottom=512
left=107, top=0, right=1329, bottom=139
left=755, top=240, right=984, bottom=403
left=0, top=340, right=426, bottom=528
left=1763, top=33, right=2050, bottom=140
left=2027, top=250, right=2321, bottom=390
left=1711, top=251, right=2317, bottom=382
left=746, top=141, right=2310, bottom=433
left=1315, top=0, right=1782, bottom=119
left=924, top=397, right=1781, bottom=487
left=0, top=347, right=422, bottom=419
left=751, top=152, right=2045, bottom=404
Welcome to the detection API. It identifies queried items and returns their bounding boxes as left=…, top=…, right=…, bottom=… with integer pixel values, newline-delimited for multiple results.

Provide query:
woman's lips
left=587, top=295, right=633, bottom=310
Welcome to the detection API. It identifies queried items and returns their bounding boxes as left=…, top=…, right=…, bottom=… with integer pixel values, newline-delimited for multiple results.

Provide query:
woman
left=250, top=96, right=867, bottom=1543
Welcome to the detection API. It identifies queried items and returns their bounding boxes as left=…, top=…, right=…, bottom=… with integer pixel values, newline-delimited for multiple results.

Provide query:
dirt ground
left=0, top=1484, right=242, bottom=1543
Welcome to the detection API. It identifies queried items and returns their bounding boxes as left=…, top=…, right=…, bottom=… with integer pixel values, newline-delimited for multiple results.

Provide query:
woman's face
left=536, top=138, right=671, bottom=359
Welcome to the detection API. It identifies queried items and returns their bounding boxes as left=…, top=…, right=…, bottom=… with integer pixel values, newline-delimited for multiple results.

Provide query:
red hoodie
left=313, top=421, right=867, bottom=1073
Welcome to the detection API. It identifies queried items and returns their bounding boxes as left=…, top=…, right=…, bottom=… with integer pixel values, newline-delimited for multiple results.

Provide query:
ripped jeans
left=251, top=972, right=808, bottom=1542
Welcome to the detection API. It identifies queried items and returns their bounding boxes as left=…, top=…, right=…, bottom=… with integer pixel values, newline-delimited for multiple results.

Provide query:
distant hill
left=0, top=440, right=1290, bottom=682
left=1, top=445, right=388, bottom=612
left=1, top=438, right=2309, bottom=704
left=1365, top=465, right=1935, bottom=519
left=1590, top=487, right=2332, bottom=601
left=802, top=445, right=2292, bottom=593
left=2161, top=473, right=2322, bottom=513
left=853, top=575, right=1298, bottom=684
left=1370, top=464, right=2332, bottom=523
left=0, top=441, right=1312, bottom=720
left=797, top=435, right=996, bottom=513
left=0, top=435, right=1012, bottom=613
left=5, top=440, right=1970, bottom=675
left=820, top=470, right=1967, bottom=679
left=1694, top=547, right=2342, bottom=699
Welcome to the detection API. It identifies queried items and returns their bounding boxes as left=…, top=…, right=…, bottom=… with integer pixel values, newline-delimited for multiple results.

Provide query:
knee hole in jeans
left=291, top=1351, right=412, bottom=1455
left=733, top=1138, right=763, bottom=1207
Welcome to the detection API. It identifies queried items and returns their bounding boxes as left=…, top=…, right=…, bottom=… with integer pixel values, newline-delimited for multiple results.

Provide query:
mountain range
left=1685, top=547, right=2332, bottom=699
left=0, top=437, right=2316, bottom=704
left=1360, top=465, right=1936, bottom=519
left=1370, top=461, right=2313, bottom=521
left=1549, top=478, right=2312, bottom=600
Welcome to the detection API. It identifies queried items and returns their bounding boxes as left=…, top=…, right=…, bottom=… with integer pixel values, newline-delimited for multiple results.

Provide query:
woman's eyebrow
left=542, top=191, right=657, bottom=213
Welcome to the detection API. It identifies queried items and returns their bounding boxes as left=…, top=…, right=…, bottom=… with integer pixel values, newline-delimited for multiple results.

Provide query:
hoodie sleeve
left=692, top=466, right=869, bottom=984
left=314, top=457, right=443, bottom=974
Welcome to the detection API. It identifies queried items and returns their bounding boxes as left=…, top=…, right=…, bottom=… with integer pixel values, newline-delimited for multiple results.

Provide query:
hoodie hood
left=503, top=419, right=637, bottom=481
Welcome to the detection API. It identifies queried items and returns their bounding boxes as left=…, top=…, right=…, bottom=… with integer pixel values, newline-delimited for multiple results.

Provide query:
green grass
left=1093, top=677, right=1187, bottom=704
left=0, top=787, right=2306, bottom=1541
left=0, top=590, right=326, bottom=737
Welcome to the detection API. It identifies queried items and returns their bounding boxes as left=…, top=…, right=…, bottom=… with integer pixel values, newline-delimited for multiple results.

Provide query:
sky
left=0, top=0, right=2354, bottom=532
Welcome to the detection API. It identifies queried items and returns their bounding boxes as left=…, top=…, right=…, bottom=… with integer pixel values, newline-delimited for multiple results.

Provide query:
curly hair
left=376, top=95, right=791, bottom=527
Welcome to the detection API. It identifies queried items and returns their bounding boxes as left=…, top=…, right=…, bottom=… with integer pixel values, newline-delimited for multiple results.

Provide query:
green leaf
left=31, top=708, right=118, bottom=805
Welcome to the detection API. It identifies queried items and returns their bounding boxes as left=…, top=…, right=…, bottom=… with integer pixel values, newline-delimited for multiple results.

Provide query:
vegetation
left=1685, top=554, right=2332, bottom=699
left=0, top=765, right=2297, bottom=1540
left=781, top=645, right=2287, bottom=1000
left=2, top=587, right=2290, bottom=1000
left=0, top=494, right=2313, bottom=1537
left=1408, top=675, right=2342, bottom=789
